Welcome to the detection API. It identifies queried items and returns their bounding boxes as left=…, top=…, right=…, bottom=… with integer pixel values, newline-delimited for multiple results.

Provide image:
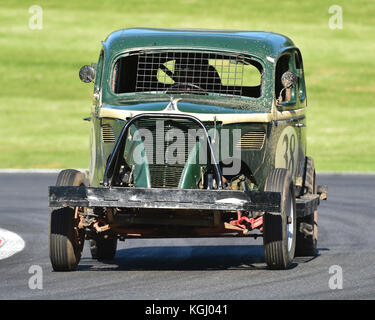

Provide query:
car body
left=89, top=28, right=306, bottom=188
left=48, top=28, right=327, bottom=271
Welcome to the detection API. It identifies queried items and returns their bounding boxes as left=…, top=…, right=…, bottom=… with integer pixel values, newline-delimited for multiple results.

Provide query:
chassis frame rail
left=296, top=194, right=320, bottom=217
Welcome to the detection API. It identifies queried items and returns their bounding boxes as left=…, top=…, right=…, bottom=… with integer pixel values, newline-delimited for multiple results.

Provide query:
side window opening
left=275, top=53, right=296, bottom=104
left=112, top=51, right=263, bottom=98
left=112, top=55, right=138, bottom=93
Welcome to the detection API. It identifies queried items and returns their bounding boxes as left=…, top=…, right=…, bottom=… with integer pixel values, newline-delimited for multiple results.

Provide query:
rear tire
left=90, top=237, right=117, bottom=260
left=49, top=169, right=85, bottom=271
left=295, top=157, right=318, bottom=256
left=263, top=168, right=296, bottom=269
left=55, top=169, right=85, bottom=187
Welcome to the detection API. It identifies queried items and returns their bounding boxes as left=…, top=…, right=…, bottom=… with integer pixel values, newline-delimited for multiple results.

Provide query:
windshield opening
left=112, top=51, right=263, bottom=98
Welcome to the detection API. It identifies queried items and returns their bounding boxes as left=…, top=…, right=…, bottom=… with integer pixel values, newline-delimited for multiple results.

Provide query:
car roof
left=102, top=28, right=296, bottom=60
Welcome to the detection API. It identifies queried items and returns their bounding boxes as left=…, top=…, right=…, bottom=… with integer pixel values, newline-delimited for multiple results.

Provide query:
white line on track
left=0, top=228, right=25, bottom=260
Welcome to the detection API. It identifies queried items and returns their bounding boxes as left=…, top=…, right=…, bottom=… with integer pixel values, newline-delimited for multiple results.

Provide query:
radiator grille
left=148, top=165, right=185, bottom=188
left=101, top=124, right=116, bottom=143
left=135, top=119, right=202, bottom=163
left=236, top=131, right=265, bottom=150
left=133, top=119, right=205, bottom=188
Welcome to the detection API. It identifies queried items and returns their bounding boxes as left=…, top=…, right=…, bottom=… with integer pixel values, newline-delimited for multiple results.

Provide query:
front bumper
left=48, top=186, right=282, bottom=213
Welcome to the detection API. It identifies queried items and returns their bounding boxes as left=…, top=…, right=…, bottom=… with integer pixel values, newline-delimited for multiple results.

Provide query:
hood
left=100, top=99, right=273, bottom=125
left=102, top=100, right=264, bottom=115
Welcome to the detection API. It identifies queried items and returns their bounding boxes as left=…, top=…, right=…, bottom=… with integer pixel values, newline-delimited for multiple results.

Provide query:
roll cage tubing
left=102, top=113, right=223, bottom=189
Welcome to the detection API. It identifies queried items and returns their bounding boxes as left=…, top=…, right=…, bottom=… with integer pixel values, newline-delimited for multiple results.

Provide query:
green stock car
left=48, top=28, right=327, bottom=271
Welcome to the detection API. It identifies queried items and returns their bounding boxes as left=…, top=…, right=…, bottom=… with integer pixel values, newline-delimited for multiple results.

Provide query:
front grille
left=148, top=164, right=185, bottom=188
left=101, top=124, right=116, bottom=143
left=133, top=119, right=205, bottom=188
left=135, top=119, right=203, bottom=163
left=236, top=131, right=265, bottom=150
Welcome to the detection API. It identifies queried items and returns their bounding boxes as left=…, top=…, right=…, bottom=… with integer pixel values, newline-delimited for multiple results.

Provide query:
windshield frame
left=103, top=47, right=272, bottom=111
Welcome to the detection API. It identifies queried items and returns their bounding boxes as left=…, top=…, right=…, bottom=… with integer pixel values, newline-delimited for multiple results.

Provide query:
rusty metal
left=317, top=185, right=328, bottom=200
left=78, top=215, right=85, bottom=229
left=93, top=221, right=111, bottom=233
left=74, top=206, right=79, bottom=220
left=73, top=207, right=85, bottom=246
left=110, top=222, right=259, bottom=238
left=230, top=210, right=264, bottom=231
left=74, top=207, right=86, bottom=229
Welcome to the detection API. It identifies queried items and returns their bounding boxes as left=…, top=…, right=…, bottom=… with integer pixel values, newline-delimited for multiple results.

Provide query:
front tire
left=263, top=168, right=296, bottom=269
left=49, top=169, right=85, bottom=271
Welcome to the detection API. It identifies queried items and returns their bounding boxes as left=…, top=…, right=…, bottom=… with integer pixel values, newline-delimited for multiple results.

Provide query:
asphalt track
left=0, top=173, right=374, bottom=300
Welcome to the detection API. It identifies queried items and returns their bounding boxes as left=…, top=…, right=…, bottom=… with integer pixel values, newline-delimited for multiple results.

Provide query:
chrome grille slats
left=148, top=164, right=185, bottom=189
left=134, top=119, right=201, bottom=165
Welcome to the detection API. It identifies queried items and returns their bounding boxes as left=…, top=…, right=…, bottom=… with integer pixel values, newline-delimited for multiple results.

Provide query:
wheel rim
left=287, top=197, right=294, bottom=252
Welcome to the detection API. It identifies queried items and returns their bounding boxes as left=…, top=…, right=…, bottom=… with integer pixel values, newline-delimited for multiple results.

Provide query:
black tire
left=49, top=169, right=85, bottom=271
left=90, top=237, right=117, bottom=260
left=263, top=168, right=296, bottom=269
left=56, top=169, right=85, bottom=187
left=295, top=157, right=318, bottom=256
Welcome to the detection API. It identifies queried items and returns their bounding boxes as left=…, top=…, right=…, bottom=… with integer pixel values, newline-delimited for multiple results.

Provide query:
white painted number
left=275, top=126, right=299, bottom=176
left=282, top=134, right=296, bottom=174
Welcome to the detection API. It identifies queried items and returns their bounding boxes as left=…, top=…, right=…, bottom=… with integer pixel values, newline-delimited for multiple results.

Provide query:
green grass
left=0, top=0, right=374, bottom=171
